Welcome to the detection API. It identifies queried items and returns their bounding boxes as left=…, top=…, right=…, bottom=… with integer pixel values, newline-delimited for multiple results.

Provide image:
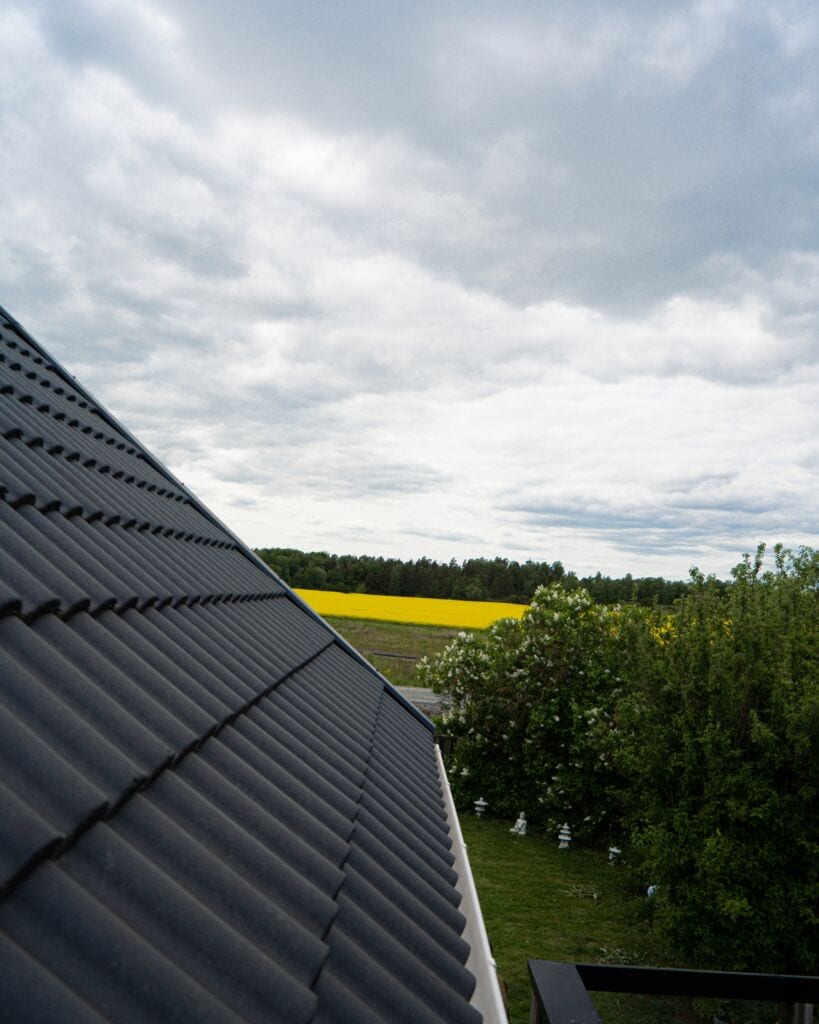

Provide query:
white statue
left=510, top=812, right=527, bottom=836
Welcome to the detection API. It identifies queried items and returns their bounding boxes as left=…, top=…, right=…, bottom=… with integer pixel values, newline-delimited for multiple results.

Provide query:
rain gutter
left=436, top=745, right=507, bottom=1023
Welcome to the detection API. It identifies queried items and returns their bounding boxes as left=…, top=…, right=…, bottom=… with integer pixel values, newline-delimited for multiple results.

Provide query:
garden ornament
left=474, top=796, right=488, bottom=818
left=510, top=812, right=527, bottom=836
left=558, top=822, right=571, bottom=849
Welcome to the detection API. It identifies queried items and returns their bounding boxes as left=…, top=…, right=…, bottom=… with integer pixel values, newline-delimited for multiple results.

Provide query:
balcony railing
left=528, top=960, right=818, bottom=1024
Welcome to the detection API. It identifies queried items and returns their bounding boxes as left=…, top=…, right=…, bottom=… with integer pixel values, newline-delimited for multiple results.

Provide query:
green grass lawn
left=461, top=816, right=700, bottom=1024
left=324, top=615, right=463, bottom=686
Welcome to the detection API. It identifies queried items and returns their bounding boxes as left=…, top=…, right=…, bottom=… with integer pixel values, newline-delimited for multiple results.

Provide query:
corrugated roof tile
left=315, top=922, right=480, bottom=1024
left=146, top=770, right=339, bottom=935
left=0, top=506, right=93, bottom=617
left=0, top=932, right=110, bottom=1024
left=1, top=864, right=308, bottom=1024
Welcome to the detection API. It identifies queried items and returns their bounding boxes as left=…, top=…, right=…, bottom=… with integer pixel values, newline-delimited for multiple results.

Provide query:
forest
left=254, top=546, right=698, bottom=606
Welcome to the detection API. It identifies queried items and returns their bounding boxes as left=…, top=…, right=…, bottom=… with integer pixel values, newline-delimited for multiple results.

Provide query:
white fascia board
left=436, top=745, right=507, bottom=1024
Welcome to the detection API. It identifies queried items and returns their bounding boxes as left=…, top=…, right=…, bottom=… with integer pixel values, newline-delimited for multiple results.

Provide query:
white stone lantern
left=558, top=822, right=571, bottom=849
left=474, top=796, right=488, bottom=818
left=608, top=846, right=622, bottom=865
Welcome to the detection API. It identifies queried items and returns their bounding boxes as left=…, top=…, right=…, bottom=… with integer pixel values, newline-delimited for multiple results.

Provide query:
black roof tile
left=3, top=614, right=175, bottom=779
left=1, top=864, right=304, bottom=1024
left=232, top=712, right=361, bottom=820
left=315, top=920, right=480, bottom=1024
left=173, top=754, right=346, bottom=896
left=0, top=783, right=60, bottom=888
left=347, top=813, right=466, bottom=918
left=138, top=604, right=260, bottom=704
left=0, top=309, right=482, bottom=1023
left=357, top=789, right=457, bottom=882
left=146, top=770, right=339, bottom=935
left=200, top=739, right=351, bottom=865
left=0, top=435, right=66, bottom=511
left=0, top=700, right=108, bottom=882
left=331, top=895, right=479, bottom=1019
left=250, top=692, right=368, bottom=794
left=343, top=840, right=469, bottom=962
left=68, top=612, right=218, bottom=736
left=362, top=768, right=453, bottom=849
left=33, top=614, right=197, bottom=758
left=339, top=864, right=473, bottom=994
left=310, top=970, right=386, bottom=1024
left=0, top=579, right=22, bottom=618
left=0, top=932, right=110, bottom=1024
left=0, top=644, right=143, bottom=799
left=17, top=506, right=142, bottom=610
left=107, top=799, right=328, bottom=987
left=62, top=828, right=319, bottom=1022
left=0, top=507, right=93, bottom=617
left=218, top=723, right=356, bottom=839
left=111, top=606, right=242, bottom=716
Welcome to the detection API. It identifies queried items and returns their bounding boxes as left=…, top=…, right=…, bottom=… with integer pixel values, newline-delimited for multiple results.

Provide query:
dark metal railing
left=528, top=960, right=818, bottom=1024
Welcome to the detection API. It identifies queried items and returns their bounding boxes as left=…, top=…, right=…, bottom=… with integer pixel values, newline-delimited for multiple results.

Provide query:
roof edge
left=436, top=745, right=507, bottom=1024
left=0, top=305, right=433, bottom=732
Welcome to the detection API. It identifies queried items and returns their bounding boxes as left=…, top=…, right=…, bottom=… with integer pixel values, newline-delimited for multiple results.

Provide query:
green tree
left=420, top=545, right=818, bottom=975
left=617, top=545, right=818, bottom=973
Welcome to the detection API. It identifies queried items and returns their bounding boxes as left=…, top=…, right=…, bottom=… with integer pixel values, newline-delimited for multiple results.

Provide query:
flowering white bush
left=421, top=583, right=642, bottom=840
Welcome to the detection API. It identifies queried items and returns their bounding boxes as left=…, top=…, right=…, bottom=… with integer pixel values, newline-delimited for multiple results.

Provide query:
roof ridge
left=0, top=635, right=338, bottom=905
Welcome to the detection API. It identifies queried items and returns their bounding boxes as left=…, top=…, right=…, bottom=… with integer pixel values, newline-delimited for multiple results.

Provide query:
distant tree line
left=254, top=547, right=695, bottom=606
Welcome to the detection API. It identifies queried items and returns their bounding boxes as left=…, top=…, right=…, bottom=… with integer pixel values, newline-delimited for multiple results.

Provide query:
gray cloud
left=125, top=0, right=819, bottom=315
left=1, top=0, right=817, bottom=578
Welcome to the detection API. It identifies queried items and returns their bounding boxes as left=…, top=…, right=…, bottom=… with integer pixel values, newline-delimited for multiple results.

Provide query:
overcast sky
left=2, top=0, right=818, bottom=579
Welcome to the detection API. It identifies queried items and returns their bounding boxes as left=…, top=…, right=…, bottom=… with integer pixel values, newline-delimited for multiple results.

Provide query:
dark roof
left=0, top=308, right=482, bottom=1024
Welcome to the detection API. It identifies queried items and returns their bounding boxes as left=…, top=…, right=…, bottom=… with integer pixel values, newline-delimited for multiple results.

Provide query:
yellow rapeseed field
left=294, top=589, right=528, bottom=629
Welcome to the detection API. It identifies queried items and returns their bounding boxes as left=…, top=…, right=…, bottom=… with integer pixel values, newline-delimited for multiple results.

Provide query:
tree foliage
left=255, top=546, right=693, bottom=606
left=420, top=545, right=818, bottom=974
left=418, top=584, right=639, bottom=841
left=618, top=544, right=818, bottom=973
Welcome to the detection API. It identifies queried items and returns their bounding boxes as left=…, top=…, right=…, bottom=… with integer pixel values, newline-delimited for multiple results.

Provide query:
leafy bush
left=420, top=583, right=642, bottom=841
left=424, top=545, right=818, bottom=974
